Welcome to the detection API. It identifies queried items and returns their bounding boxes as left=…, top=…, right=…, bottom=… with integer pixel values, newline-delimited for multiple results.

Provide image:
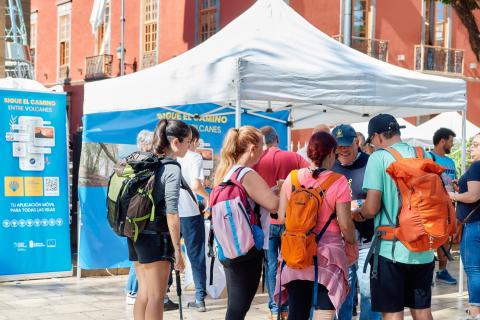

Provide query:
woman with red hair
left=276, top=132, right=356, bottom=320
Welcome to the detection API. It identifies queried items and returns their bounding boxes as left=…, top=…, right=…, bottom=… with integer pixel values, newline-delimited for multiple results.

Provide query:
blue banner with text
left=0, top=89, right=71, bottom=277
left=79, top=103, right=288, bottom=269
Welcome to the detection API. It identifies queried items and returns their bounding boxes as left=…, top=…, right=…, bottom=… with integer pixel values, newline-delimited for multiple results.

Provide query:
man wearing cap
left=331, top=125, right=380, bottom=320
left=355, top=114, right=434, bottom=320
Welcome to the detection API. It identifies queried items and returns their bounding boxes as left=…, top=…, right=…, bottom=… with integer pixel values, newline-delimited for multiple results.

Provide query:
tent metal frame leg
left=459, top=108, right=467, bottom=297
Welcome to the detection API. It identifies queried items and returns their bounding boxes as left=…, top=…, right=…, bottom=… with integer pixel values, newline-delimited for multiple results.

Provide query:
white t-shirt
left=177, top=150, right=204, bottom=218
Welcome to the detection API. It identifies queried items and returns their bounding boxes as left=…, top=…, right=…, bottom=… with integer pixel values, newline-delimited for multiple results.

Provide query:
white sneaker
left=126, top=293, right=137, bottom=305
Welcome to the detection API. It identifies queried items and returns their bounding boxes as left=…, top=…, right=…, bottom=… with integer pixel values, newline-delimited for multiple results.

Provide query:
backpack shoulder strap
left=160, top=159, right=181, bottom=167
left=180, top=176, right=197, bottom=203
left=415, top=146, right=425, bottom=159
left=230, top=166, right=247, bottom=183
left=318, top=172, right=342, bottom=194
left=429, top=151, right=437, bottom=162
left=384, top=147, right=403, bottom=161
left=290, top=169, right=301, bottom=191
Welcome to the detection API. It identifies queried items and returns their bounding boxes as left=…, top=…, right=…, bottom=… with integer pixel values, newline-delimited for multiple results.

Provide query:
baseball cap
left=332, top=124, right=357, bottom=146
left=366, top=114, right=406, bottom=143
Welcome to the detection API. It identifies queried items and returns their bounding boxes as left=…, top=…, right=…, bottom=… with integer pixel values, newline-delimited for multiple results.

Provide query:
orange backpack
left=281, top=169, right=342, bottom=269
left=377, top=147, right=456, bottom=252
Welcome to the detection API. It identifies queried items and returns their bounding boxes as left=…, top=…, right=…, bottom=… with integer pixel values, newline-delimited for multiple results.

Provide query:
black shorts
left=127, top=233, right=174, bottom=264
left=370, top=255, right=434, bottom=313
left=286, top=280, right=334, bottom=317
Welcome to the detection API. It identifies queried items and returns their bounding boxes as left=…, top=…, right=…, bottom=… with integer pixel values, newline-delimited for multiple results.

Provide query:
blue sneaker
left=436, top=269, right=457, bottom=285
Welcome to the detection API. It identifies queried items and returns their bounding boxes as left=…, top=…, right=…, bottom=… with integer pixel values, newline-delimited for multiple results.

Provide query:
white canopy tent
left=84, top=0, right=465, bottom=128
left=0, top=77, right=63, bottom=92
left=83, top=0, right=468, bottom=294
left=417, top=112, right=479, bottom=146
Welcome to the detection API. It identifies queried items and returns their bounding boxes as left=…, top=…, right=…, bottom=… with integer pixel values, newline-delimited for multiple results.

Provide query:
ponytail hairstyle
left=213, top=126, right=263, bottom=186
left=151, top=119, right=191, bottom=157
left=307, top=132, right=337, bottom=179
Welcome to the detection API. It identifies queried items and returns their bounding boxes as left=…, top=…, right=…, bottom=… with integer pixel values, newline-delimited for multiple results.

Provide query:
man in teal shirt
left=356, top=114, right=434, bottom=320
left=431, top=127, right=458, bottom=285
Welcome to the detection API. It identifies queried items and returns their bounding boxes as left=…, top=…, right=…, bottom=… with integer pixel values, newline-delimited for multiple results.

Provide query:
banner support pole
left=77, top=204, right=82, bottom=279
left=235, top=59, right=241, bottom=128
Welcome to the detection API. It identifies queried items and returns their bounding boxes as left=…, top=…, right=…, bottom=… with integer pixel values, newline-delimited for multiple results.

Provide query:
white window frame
left=57, top=2, right=72, bottom=82
left=139, top=0, right=159, bottom=69
left=96, top=1, right=111, bottom=55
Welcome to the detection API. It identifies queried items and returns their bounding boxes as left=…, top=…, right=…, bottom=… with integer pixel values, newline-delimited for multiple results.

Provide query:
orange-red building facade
left=30, top=0, right=480, bottom=147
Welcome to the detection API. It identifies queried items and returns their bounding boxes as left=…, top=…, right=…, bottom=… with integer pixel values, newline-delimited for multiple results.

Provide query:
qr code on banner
left=44, top=177, right=59, bottom=196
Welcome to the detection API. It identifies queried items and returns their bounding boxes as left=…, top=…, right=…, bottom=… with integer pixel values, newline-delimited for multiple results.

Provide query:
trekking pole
left=175, top=270, right=184, bottom=320
left=440, top=244, right=454, bottom=261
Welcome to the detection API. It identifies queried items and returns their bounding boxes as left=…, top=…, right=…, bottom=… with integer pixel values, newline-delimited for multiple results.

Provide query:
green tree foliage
left=450, top=139, right=472, bottom=176
left=440, top=0, right=480, bottom=61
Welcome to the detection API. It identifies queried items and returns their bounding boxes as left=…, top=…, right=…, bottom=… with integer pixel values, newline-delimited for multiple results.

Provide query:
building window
left=59, top=15, right=70, bottom=66
left=198, top=0, right=218, bottom=43
left=96, top=2, right=111, bottom=55
left=352, top=0, right=368, bottom=38
left=57, top=3, right=71, bottom=81
left=425, top=0, right=448, bottom=47
left=143, top=0, right=158, bottom=53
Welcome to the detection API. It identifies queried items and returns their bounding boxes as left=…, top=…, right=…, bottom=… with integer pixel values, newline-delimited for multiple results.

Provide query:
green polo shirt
left=362, top=142, right=434, bottom=264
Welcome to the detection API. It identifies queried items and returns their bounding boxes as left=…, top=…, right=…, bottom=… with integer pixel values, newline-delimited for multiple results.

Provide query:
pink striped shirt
left=275, top=169, right=352, bottom=311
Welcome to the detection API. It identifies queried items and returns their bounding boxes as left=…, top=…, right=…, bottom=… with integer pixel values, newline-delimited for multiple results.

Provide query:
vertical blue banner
left=0, top=89, right=71, bottom=277
left=79, top=104, right=288, bottom=269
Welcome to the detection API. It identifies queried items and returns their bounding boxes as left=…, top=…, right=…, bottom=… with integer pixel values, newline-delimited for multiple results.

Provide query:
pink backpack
left=209, top=167, right=263, bottom=261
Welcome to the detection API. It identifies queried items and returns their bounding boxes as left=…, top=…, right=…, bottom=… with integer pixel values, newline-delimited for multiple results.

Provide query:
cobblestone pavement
left=0, top=260, right=470, bottom=320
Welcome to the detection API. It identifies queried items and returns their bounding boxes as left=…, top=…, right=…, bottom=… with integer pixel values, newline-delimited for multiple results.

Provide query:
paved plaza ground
left=0, top=259, right=470, bottom=320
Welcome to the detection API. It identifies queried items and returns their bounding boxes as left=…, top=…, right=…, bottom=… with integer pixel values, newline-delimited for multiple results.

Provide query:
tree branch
left=451, top=0, right=480, bottom=61
left=99, top=143, right=118, bottom=163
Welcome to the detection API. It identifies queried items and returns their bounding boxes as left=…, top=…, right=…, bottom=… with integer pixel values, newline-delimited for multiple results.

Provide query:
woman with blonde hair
left=212, top=126, right=279, bottom=320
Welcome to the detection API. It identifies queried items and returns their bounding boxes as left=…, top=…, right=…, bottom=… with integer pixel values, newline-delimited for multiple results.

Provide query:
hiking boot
left=164, top=297, right=179, bottom=311
left=436, top=269, right=457, bottom=285
left=280, top=311, right=289, bottom=320
left=187, top=300, right=206, bottom=312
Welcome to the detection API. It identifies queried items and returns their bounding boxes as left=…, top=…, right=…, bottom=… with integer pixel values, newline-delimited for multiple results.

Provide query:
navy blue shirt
left=332, top=151, right=374, bottom=242
left=457, top=161, right=480, bottom=223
